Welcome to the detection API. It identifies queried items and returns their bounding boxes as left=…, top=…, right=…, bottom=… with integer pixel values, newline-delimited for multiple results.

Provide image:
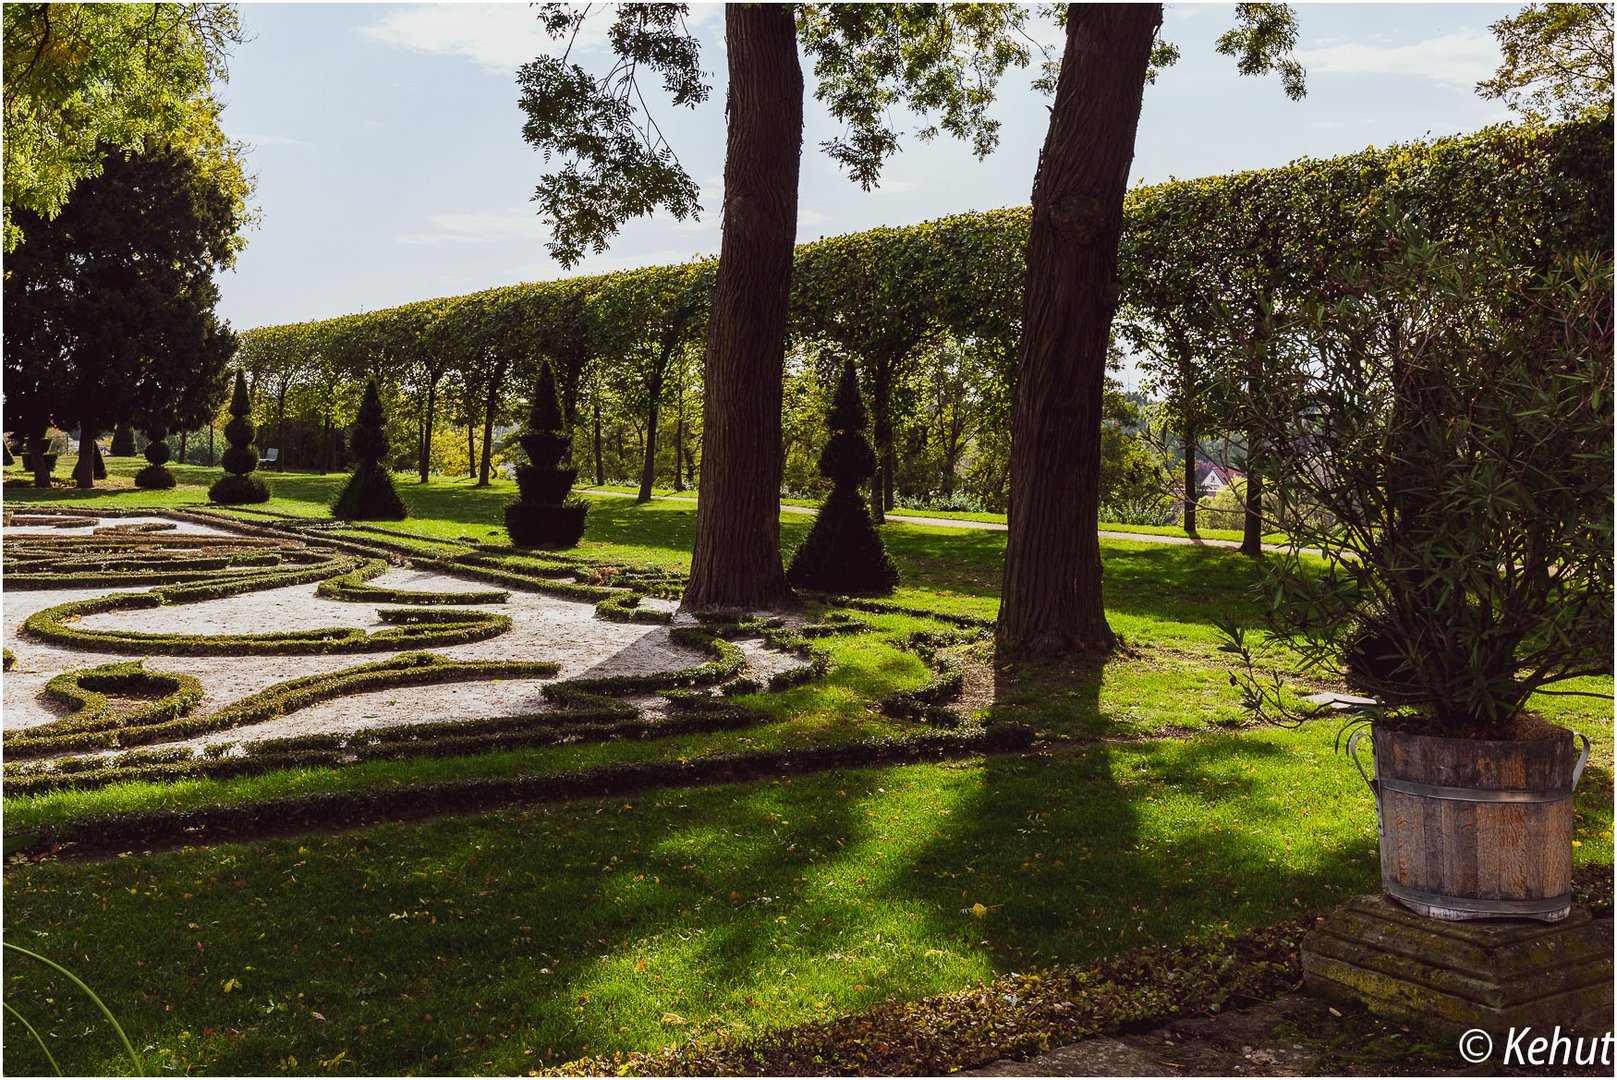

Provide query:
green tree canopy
left=3, top=140, right=243, bottom=488
left=1478, top=2, right=1614, bottom=120
left=1, top=2, right=247, bottom=251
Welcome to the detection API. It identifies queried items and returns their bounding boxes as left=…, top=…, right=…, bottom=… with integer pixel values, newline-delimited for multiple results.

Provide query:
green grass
left=542, top=472, right=1274, bottom=540
left=4, top=455, right=1611, bottom=1074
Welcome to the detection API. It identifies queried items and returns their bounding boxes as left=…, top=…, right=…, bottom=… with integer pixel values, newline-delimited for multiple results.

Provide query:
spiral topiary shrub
left=787, top=358, right=898, bottom=594
left=331, top=379, right=408, bottom=520
left=134, top=426, right=177, bottom=489
left=505, top=362, right=587, bottom=547
left=210, top=370, right=271, bottom=504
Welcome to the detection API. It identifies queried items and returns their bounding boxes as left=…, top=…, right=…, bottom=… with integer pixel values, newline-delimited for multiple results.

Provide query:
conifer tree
left=332, top=379, right=408, bottom=520
left=787, top=358, right=898, bottom=594
left=134, top=425, right=175, bottom=489
left=109, top=424, right=135, bottom=455
left=209, top=370, right=270, bottom=503
left=506, top=363, right=588, bottom=547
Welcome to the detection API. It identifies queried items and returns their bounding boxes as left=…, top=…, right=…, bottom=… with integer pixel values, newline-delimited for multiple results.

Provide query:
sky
left=213, top=1, right=1521, bottom=336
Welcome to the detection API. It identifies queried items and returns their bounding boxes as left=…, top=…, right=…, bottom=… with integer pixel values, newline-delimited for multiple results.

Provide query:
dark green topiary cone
left=210, top=371, right=271, bottom=504
left=506, top=362, right=587, bottom=547
left=332, top=379, right=408, bottom=520
left=787, top=358, right=898, bottom=594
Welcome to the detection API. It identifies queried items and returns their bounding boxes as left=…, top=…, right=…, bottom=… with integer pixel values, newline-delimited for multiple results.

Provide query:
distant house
left=1194, top=459, right=1241, bottom=499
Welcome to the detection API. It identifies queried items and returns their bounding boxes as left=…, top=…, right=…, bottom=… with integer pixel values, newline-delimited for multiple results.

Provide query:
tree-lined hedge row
left=230, top=116, right=1608, bottom=514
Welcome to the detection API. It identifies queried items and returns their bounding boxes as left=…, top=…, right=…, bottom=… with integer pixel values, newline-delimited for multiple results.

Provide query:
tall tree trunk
left=638, top=373, right=663, bottom=503
left=276, top=394, right=287, bottom=471
left=478, top=365, right=504, bottom=487
left=28, top=433, right=52, bottom=488
left=870, top=365, right=891, bottom=522
left=419, top=378, right=438, bottom=483
left=997, top=3, right=1158, bottom=658
left=1182, top=420, right=1198, bottom=534
left=683, top=4, right=802, bottom=611
left=75, top=424, right=96, bottom=489
left=672, top=382, right=687, bottom=492
left=1241, top=465, right=1264, bottom=555
left=178, top=430, right=188, bottom=467
left=592, top=397, right=606, bottom=486
left=1241, top=346, right=1265, bottom=557
left=208, top=424, right=215, bottom=467
left=466, top=421, right=476, bottom=479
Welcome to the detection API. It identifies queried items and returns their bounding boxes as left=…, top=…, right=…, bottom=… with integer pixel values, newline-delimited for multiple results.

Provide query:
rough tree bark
left=75, top=423, right=97, bottom=489
left=682, top=4, right=802, bottom=610
left=996, top=3, right=1160, bottom=657
left=592, top=397, right=606, bottom=486
left=477, top=361, right=505, bottom=487
left=637, top=368, right=663, bottom=503
left=418, top=376, right=439, bottom=483
left=1182, top=422, right=1198, bottom=534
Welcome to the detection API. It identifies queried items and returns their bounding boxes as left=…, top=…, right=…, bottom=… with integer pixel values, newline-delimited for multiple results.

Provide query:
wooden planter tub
left=1350, top=723, right=1591, bottom=922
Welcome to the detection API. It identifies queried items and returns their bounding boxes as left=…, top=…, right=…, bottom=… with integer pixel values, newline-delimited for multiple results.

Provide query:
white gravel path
left=2, top=516, right=798, bottom=758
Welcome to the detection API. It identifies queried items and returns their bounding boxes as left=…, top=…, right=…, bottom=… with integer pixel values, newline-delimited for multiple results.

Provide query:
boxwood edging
left=4, top=698, right=778, bottom=797
left=5, top=662, right=205, bottom=759
left=11, top=725, right=1036, bottom=856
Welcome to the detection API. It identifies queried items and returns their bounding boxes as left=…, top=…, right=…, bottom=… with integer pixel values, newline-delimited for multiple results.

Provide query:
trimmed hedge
left=5, top=661, right=205, bottom=759
left=315, top=558, right=510, bottom=605
left=11, top=724, right=1037, bottom=854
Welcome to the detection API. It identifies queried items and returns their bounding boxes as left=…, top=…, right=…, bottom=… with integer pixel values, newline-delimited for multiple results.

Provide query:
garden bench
left=258, top=448, right=279, bottom=466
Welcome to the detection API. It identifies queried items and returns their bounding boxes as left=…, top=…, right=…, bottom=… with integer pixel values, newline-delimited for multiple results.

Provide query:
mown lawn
left=3, top=459, right=1612, bottom=1075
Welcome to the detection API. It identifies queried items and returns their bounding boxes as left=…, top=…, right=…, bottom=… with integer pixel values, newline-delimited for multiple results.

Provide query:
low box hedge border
left=10, top=724, right=1036, bottom=856
left=5, top=661, right=205, bottom=759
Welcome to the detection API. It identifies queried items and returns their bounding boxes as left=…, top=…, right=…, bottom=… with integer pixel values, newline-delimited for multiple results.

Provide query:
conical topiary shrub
left=787, top=358, right=899, bottom=594
left=332, top=379, right=408, bottom=520
left=135, top=426, right=176, bottom=489
left=209, top=371, right=271, bottom=504
left=505, top=363, right=587, bottom=547
left=109, top=424, right=136, bottom=456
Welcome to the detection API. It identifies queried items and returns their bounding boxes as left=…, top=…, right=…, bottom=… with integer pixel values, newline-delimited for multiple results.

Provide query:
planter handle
left=1347, top=729, right=1377, bottom=806
left=1571, top=731, right=1591, bottom=793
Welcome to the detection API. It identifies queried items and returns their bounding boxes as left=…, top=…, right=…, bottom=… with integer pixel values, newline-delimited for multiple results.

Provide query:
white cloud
left=398, top=210, right=553, bottom=246
left=1295, top=29, right=1500, bottom=90
left=360, top=4, right=564, bottom=76
left=361, top=3, right=724, bottom=77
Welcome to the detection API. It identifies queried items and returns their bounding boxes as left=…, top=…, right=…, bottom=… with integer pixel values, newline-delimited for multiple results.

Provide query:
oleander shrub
left=331, top=379, right=408, bottom=520
left=787, top=358, right=899, bottom=594
left=506, top=362, right=588, bottom=547
left=210, top=370, right=271, bottom=504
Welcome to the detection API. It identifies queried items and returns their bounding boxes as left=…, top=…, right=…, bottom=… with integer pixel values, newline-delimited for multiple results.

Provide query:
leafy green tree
left=209, top=371, right=270, bottom=504
left=998, top=2, right=1304, bottom=657
left=332, top=379, right=407, bottom=520
left=506, top=363, right=588, bottom=548
left=1478, top=3, right=1613, bottom=120
left=591, top=263, right=713, bottom=502
left=2, top=141, right=242, bottom=490
left=519, top=2, right=1034, bottom=609
left=787, top=358, right=898, bottom=594
left=2, top=3, right=245, bottom=251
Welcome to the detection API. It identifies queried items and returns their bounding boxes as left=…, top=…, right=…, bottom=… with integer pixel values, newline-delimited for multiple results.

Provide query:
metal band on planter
left=1381, top=881, right=1573, bottom=918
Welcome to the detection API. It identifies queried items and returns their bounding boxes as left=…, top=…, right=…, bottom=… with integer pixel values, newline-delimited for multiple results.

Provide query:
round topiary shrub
left=505, top=363, right=587, bottom=547
left=331, top=379, right=408, bottom=521
left=134, top=427, right=177, bottom=489
left=210, top=370, right=270, bottom=504
left=787, top=358, right=899, bottom=594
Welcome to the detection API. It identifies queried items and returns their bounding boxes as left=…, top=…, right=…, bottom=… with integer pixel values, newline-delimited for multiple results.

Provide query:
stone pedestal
left=1303, top=894, right=1613, bottom=1037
